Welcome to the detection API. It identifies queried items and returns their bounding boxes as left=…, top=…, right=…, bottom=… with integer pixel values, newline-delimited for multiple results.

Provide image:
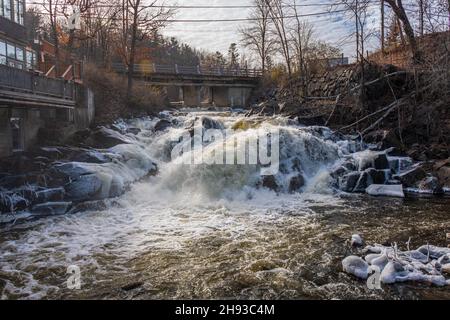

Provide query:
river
left=0, top=110, right=449, bottom=299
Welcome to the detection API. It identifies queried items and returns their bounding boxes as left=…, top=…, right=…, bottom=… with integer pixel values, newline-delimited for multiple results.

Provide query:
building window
left=14, top=0, right=24, bottom=25
left=0, top=40, right=6, bottom=65
left=15, top=46, right=23, bottom=61
left=5, top=0, right=12, bottom=20
left=0, top=1, right=24, bottom=24
left=2, top=40, right=25, bottom=69
left=26, top=49, right=36, bottom=69
left=7, top=42, right=15, bottom=59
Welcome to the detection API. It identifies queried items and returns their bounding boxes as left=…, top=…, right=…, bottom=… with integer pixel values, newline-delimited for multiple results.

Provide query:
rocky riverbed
left=0, top=109, right=449, bottom=299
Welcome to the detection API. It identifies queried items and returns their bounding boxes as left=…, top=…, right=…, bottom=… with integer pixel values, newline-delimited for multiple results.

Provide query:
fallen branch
left=361, top=101, right=402, bottom=135
left=325, top=94, right=341, bottom=126
left=338, top=102, right=396, bottom=131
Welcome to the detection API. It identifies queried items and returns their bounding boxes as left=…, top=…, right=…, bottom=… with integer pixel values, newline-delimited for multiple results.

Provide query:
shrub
left=83, top=64, right=169, bottom=125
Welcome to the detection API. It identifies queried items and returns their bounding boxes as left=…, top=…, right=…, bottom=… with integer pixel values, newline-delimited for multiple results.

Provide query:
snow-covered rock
left=343, top=242, right=450, bottom=286
left=342, top=256, right=370, bottom=279
left=366, top=184, right=405, bottom=198
left=351, top=234, right=364, bottom=247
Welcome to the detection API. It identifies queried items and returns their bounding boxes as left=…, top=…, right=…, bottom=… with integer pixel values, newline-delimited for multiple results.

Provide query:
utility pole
left=419, top=0, right=424, bottom=37
left=355, top=0, right=359, bottom=62
left=381, top=0, right=385, bottom=54
left=448, top=0, right=450, bottom=31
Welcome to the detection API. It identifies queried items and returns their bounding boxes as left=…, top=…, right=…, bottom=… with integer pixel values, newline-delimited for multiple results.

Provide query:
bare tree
left=116, top=0, right=174, bottom=102
left=265, top=0, right=292, bottom=76
left=41, top=0, right=67, bottom=74
left=239, top=0, right=275, bottom=72
left=289, top=1, right=314, bottom=96
left=384, top=0, right=422, bottom=63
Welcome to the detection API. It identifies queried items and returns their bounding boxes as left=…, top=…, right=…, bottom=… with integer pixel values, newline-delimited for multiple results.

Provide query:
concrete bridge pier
left=182, top=86, right=201, bottom=107
left=199, top=86, right=214, bottom=105
left=229, top=88, right=252, bottom=108
left=166, top=86, right=183, bottom=102
left=211, top=87, right=229, bottom=108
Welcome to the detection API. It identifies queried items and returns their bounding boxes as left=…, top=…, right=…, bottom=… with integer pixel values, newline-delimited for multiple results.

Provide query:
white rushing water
left=0, top=110, right=448, bottom=299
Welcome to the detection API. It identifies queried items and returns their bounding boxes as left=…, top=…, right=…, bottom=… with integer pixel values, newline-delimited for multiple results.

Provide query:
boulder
left=0, top=192, right=29, bottom=213
left=394, top=166, right=427, bottom=188
left=330, top=166, right=347, bottom=179
left=201, top=117, right=223, bottom=130
left=353, top=171, right=371, bottom=193
left=365, top=254, right=389, bottom=270
left=365, top=168, right=387, bottom=184
left=351, top=234, right=364, bottom=247
left=0, top=174, right=28, bottom=189
left=373, top=153, right=390, bottom=170
left=32, top=202, right=72, bottom=216
left=380, top=261, right=409, bottom=284
left=416, top=245, right=450, bottom=259
left=388, top=156, right=413, bottom=174
left=127, top=127, right=141, bottom=135
left=366, top=184, right=405, bottom=198
left=86, top=127, right=132, bottom=148
left=35, top=187, right=65, bottom=203
left=67, top=200, right=108, bottom=214
left=342, top=256, right=370, bottom=279
left=434, top=159, right=450, bottom=189
left=288, top=174, right=305, bottom=193
left=364, top=129, right=403, bottom=151
left=52, top=162, right=96, bottom=181
left=342, top=160, right=357, bottom=171
left=154, top=119, right=172, bottom=131
left=71, top=150, right=110, bottom=164
left=416, top=176, right=443, bottom=194
left=262, top=175, right=279, bottom=192
left=65, top=174, right=103, bottom=202
left=339, top=172, right=361, bottom=192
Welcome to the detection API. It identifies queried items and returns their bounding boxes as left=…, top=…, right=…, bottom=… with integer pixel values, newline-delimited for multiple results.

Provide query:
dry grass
left=83, top=64, right=169, bottom=125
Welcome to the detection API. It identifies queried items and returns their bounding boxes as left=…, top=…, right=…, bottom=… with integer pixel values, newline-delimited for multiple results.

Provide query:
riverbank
left=249, top=61, right=450, bottom=163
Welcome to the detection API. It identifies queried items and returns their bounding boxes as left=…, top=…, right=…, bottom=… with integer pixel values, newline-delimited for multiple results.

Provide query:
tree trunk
left=385, top=0, right=422, bottom=63
left=127, top=18, right=137, bottom=103
left=126, top=3, right=138, bottom=103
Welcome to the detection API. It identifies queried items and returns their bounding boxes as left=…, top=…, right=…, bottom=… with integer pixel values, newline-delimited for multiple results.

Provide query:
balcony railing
left=0, top=64, right=75, bottom=100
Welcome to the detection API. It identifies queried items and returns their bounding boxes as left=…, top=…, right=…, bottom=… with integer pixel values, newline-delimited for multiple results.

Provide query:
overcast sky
left=161, top=0, right=382, bottom=62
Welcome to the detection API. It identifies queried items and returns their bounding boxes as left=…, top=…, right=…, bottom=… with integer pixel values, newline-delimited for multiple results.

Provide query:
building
left=0, top=0, right=38, bottom=70
left=0, top=0, right=93, bottom=158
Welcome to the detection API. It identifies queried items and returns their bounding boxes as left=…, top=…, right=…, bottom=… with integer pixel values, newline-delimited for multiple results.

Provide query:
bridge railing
left=111, top=63, right=262, bottom=78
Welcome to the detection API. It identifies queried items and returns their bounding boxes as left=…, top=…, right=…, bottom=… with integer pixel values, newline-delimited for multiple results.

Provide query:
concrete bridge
left=112, top=63, right=262, bottom=108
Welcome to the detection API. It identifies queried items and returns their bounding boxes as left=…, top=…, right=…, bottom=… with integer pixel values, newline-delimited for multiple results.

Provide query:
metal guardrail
left=111, top=63, right=263, bottom=78
left=0, top=64, right=75, bottom=100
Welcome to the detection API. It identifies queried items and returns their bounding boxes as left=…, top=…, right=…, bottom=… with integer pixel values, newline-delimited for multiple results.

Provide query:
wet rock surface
left=0, top=120, right=158, bottom=221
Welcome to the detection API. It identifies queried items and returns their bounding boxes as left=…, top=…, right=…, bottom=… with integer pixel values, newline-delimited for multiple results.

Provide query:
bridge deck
left=112, top=63, right=261, bottom=87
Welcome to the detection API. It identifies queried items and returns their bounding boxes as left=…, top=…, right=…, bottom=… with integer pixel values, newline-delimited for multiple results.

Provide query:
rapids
left=0, top=110, right=449, bottom=299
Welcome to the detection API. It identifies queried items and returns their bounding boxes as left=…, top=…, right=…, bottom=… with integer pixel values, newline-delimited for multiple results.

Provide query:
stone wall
left=307, top=65, right=359, bottom=98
